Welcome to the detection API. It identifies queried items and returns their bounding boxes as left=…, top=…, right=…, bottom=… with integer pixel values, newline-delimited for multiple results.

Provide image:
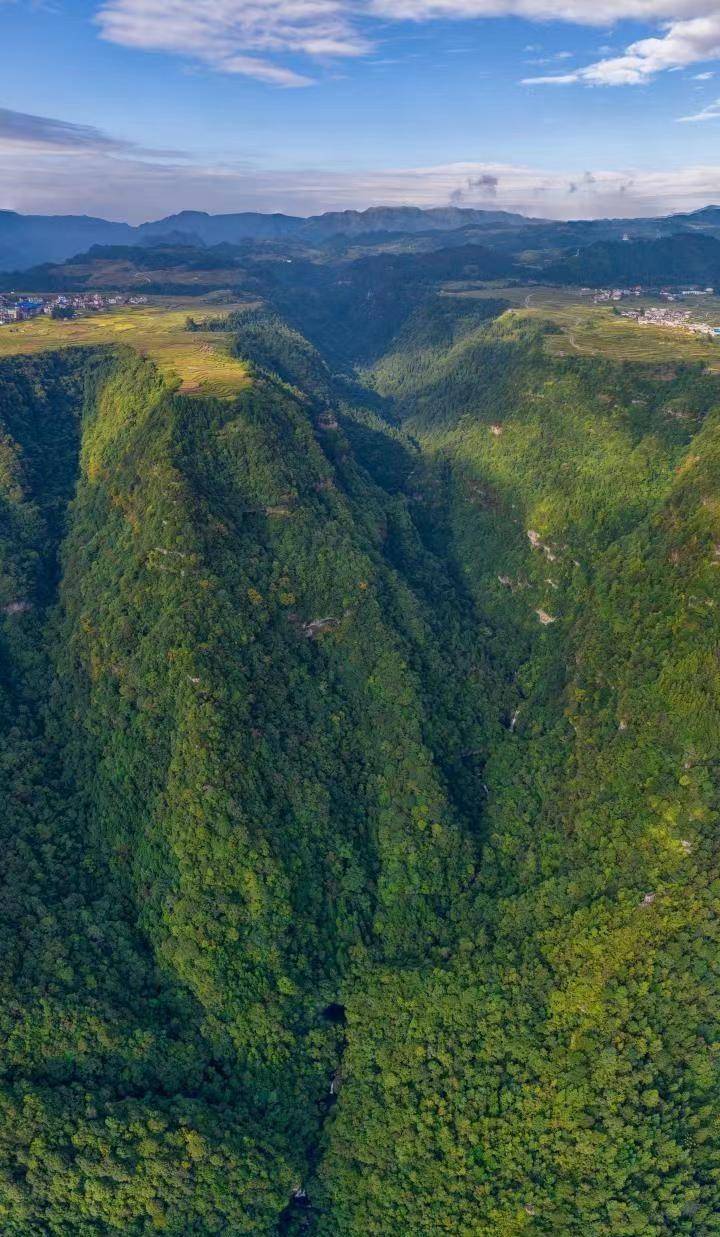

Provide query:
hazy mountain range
left=4, top=202, right=720, bottom=272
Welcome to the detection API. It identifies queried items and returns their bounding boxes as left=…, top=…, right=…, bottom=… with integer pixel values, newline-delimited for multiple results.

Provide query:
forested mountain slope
left=545, top=231, right=720, bottom=287
left=334, top=307, right=720, bottom=1234
left=0, top=331, right=497, bottom=1233
left=1, top=297, right=720, bottom=1233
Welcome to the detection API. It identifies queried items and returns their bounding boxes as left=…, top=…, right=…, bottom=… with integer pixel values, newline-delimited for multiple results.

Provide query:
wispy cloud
left=526, top=49, right=574, bottom=65
left=522, top=11, right=720, bottom=86
left=96, top=0, right=369, bottom=86
left=92, top=1, right=720, bottom=88
left=0, top=108, right=139, bottom=155
left=679, top=95, right=720, bottom=120
left=368, top=0, right=682, bottom=19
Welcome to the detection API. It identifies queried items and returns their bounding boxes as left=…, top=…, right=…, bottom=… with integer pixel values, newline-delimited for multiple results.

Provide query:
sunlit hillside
left=0, top=298, right=253, bottom=397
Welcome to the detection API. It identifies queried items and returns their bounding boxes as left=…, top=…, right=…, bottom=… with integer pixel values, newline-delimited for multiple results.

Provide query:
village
left=618, top=304, right=720, bottom=338
left=576, top=285, right=720, bottom=340
left=0, top=292, right=148, bottom=326
left=589, top=285, right=716, bottom=304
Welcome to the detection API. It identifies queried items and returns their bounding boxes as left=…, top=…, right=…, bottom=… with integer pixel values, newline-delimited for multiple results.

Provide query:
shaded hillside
left=0, top=240, right=514, bottom=323
left=545, top=231, right=720, bottom=287
left=265, top=245, right=516, bottom=363
left=0, top=243, right=252, bottom=295
left=317, top=308, right=720, bottom=1233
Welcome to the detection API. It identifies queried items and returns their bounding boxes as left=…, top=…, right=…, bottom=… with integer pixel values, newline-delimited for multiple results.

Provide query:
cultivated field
left=443, top=283, right=720, bottom=371
left=0, top=298, right=254, bottom=397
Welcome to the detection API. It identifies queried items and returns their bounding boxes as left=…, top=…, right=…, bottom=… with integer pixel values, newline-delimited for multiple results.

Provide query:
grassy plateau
left=0, top=298, right=253, bottom=397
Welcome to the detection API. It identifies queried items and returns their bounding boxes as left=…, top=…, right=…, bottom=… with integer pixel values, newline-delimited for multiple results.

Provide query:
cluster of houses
left=618, top=305, right=720, bottom=338
left=0, top=293, right=148, bottom=326
left=590, top=287, right=640, bottom=303
left=589, top=286, right=716, bottom=305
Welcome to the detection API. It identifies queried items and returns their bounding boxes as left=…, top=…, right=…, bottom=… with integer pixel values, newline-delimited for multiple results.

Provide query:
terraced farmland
left=0, top=298, right=253, bottom=396
left=443, top=283, right=720, bottom=371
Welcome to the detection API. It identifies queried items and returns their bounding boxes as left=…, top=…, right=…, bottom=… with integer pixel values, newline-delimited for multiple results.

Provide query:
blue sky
left=2, top=0, right=720, bottom=219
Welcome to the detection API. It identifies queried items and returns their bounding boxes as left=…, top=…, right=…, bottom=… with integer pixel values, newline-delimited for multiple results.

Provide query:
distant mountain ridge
left=142, top=205, right=538, bottom=244
left=0, top=210, right=135, bottom=272
left=0, top=205, right=537, bottom=270
left=4, top=201, right=720, bottom=277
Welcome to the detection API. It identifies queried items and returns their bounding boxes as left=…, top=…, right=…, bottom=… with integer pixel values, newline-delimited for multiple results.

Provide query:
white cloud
left=694, top=68, right=714, bottom=77
left=522, top=11, right=720, bottom=86
left=93, top=0, right=720, bottom=87
left=679, top=95, right=720, bottom=118
left=368, top=0, right=713, bottom=23
left=96, top=0, right=370, bottom=86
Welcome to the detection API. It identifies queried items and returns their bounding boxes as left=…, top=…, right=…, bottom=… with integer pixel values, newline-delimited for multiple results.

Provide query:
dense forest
left=2, top=288, right=720, bottom=1233
left=544, top=232, right=720, bottom=288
